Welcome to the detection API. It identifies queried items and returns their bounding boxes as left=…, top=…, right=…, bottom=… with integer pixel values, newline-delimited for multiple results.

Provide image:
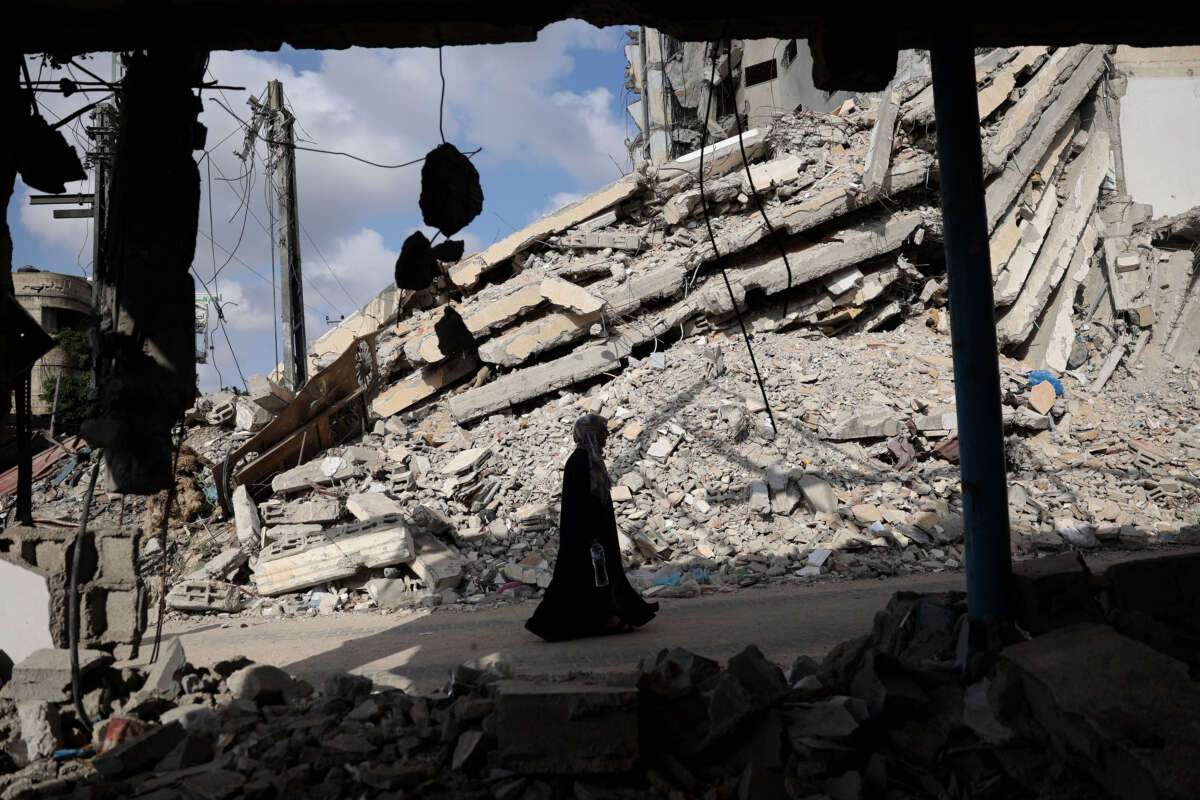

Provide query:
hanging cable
left=728, top=38, right=795, bottom=316
left=438, top=47, right=448, bottom=145
left=299, top=219, right=362, bottom=310
left=696, top=39, right=777, bottom=435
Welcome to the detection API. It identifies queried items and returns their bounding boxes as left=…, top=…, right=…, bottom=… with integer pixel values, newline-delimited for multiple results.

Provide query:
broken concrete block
left=232, top=485, right=261, bottom=549
left=916, top=409, right=958, bottom=432
left=799, top=475, right=838, bottom=514
left=226, top=664, right=312, bottom=707
left=270, top=457, right=359, bottom=495
left=234, top=398, right=273, bottom=432
left=253, top=533, right=359, bottom=596
left=610, top=485, right=633, bottom=503
left=999, top=624, right=1200, bottom=800
left=365, top=578, right=416, bottom=609
left=451, top=175, right=639, bottom=288
left=17, top=701, right=62, bottom=760
left=247, top=373, right=294, bottom=413
left=559, top=230, right=643, bottom=251
left=260, top=496, right=341, bottom=526
left=205, top=399, right=235, bottom=427
left=647, top=437, right=678, bottom=462
left=185, top=547, right=248, bottom=582
left=141, top=638, right=187, bottom=697
left=621, top=422, right=645, bottom=441
left=441, top=447, right=491, bottom=475
left=411, top=531, right=465, bottom=591
left=2, top=648, right=111, bottom=703
left=166, top=580, right=242, bottom=613
left=749, top=481, right=771, bottom=515
left=372, top=355, right=478, bottom=418
left=828, top=410, right=899, bottom=441
left=478, top=309, right=601, bottom=368
left=261, top=523, right=322, bottom=542
left=1010, top=554, right=1102, bottom=635
left=346, top=492, right=405, bottom=521
left=254, top=515, right=414, bottom=596
left=540, top=276, right=605, bottom=314
left=496, top=680, right=638, bottom=774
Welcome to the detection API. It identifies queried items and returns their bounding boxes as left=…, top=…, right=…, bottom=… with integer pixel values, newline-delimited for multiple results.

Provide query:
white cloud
left=530, top=191, right=584, bottom=223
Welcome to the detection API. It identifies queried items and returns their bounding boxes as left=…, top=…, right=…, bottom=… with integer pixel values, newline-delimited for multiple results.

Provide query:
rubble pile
left=4, top=550, right=1199, bottom=798
left=4, top=45, right=1199, bottom=624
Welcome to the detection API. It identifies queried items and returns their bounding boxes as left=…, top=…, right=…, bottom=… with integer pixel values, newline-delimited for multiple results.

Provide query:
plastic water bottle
left=590, top=542, right=610, bottom=587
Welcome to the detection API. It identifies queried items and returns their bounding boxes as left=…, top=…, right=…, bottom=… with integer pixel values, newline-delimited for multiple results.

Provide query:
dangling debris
left=394, top=231, right=440, bottom=291
left=419, top=143, right=483, bottom=237
left=431, top=239, right=465, bottom=263
left=14, top=109, right=87, bottom=194
left=434, top=306, right=475, bottom=359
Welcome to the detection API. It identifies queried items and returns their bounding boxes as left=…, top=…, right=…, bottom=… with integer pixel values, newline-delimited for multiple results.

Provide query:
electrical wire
left=727, top=37, right=795, bottom=316
left=210, top=98, right=429, bottom=169
left=695, top=38, right=776, bottom=435
left=438, top=47, right=447, bottom=144
left=299, top=219, right=362, bottom=309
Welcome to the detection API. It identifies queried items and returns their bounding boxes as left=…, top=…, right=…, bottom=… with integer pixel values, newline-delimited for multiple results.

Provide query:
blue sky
left=9, top=23, right=635, bottom=392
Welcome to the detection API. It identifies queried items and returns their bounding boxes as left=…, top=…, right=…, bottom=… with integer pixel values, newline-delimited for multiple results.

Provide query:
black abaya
left=525, top=447, right=658, bottom=641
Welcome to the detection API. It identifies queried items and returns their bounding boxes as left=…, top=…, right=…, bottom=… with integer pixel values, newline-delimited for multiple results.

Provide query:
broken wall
left=1117, top=46, right=1200, bottom=216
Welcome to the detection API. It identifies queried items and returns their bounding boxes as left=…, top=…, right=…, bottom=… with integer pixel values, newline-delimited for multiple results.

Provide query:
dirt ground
left=153, top=547, right=1193, bottom=692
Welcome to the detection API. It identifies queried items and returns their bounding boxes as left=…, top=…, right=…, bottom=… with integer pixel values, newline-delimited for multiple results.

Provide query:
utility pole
left=266, top=80, right=306, bottom=391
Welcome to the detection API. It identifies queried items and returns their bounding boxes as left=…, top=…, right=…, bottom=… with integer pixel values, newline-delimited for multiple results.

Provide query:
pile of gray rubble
left=5, top=43, right=1200, bottom=623
left=3, top=550, right=1199, bottom=799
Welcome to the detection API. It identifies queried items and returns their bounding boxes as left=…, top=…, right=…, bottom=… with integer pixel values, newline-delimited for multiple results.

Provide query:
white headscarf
left=573, top=413, right=612, bottom=499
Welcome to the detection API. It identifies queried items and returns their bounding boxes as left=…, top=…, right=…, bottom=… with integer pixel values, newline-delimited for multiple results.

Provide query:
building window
left=745, top=59, right=778, bottom=88
left=782, top=39, right=798, bottom=68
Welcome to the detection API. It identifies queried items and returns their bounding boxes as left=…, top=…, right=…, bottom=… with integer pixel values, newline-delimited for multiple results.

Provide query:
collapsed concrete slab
left=270, top=456, right=360, bottom=495
left=253, top=515, right=415, bottom=596
left=984, top=45, right=1089, bottom=173
left=371, top=355, right=477, bottom=418
left=997, top=129, right=1109, bottom=346
left=985, top=46, right=1107, bottom=230
left=260, top=496, right=342, bottom=526
left=450, top=175, right=641, bottom=289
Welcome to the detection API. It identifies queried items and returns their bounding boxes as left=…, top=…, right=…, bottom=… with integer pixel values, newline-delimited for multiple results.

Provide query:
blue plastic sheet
left=1028, top=370, right=1064, bottom=396
left=652, top=571, right=682, bottom=586
left=690, top=567, right=710, bottom=584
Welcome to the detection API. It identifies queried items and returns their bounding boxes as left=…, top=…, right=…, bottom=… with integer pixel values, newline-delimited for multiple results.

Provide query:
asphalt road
left=158, top=547, right=1190, bottom=692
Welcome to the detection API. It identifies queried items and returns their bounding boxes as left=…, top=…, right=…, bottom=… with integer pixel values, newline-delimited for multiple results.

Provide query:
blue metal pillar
left=930, top=32, right=1013, bottom=620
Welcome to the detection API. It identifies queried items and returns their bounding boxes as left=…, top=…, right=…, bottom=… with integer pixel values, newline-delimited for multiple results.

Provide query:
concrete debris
left=165, top=579, right=242, bottom=613
left=4, top=548, right=1200, bottom=798
left=10, top=47, right=1199, bottom=691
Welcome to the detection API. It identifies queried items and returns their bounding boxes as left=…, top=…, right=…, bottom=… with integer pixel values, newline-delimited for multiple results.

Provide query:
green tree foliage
left=40, top=327, right=91, bottom=430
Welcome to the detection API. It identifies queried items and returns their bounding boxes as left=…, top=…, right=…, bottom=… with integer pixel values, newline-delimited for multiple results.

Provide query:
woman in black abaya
left=525, top=413, right=658, bottom=642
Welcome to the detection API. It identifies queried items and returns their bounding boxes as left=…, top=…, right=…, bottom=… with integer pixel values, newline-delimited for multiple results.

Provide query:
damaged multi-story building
left=623, top=30, right=863, bottom=165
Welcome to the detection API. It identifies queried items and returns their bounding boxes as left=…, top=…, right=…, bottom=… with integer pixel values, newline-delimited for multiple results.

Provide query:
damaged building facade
left=4, top=6, right=1200, bottom=797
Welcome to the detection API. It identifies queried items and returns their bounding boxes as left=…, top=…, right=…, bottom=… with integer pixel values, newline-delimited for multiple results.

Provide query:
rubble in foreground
left=3, top=550, right=1199, bottom=799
